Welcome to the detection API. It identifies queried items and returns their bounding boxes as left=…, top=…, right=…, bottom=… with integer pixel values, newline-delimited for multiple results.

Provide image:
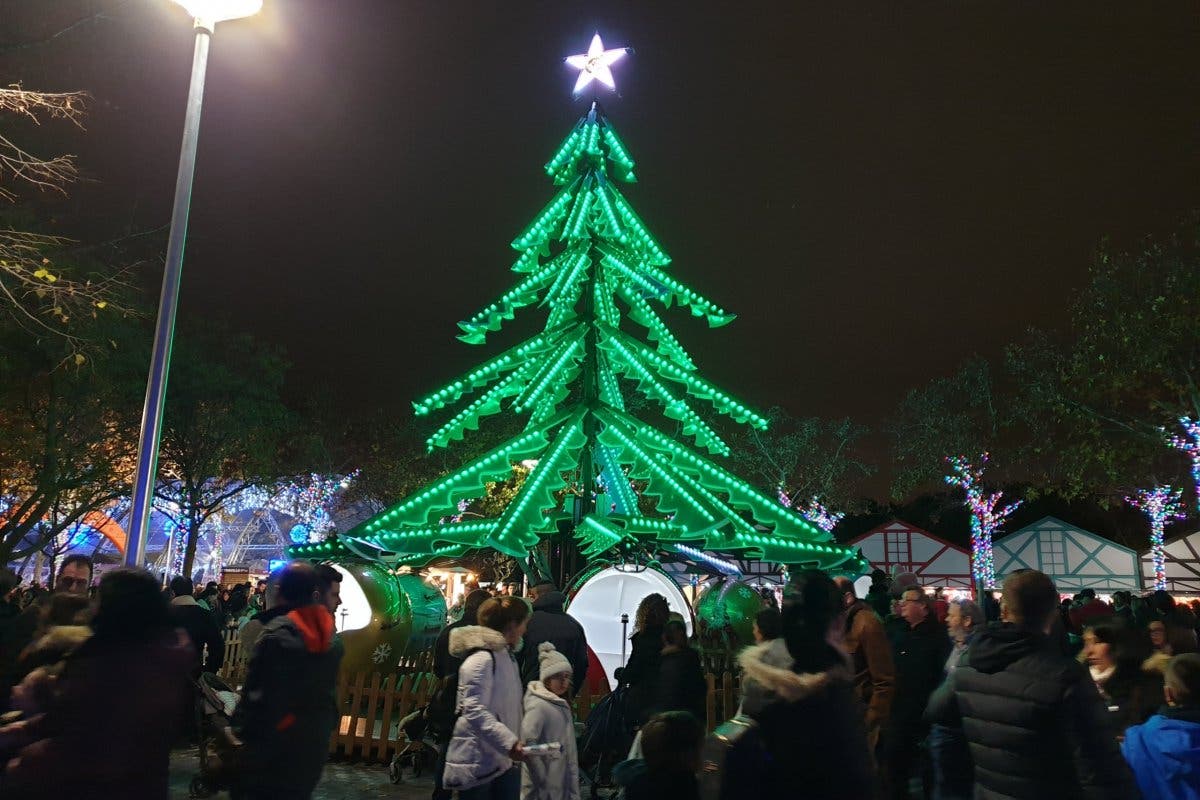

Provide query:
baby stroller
left=578, top=685, right=632, bottom=799
left=389, top=704, right=440, bottom=784
left=189, top=671, right=242, bottom=799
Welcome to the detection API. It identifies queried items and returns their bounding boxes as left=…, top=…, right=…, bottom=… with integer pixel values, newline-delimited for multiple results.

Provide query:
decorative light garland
left=798, top=498, right=844, bottom=533
left=944, top=454, right=1020, bottom=591
left=674, top=543, right=742, bottom=576
left=1167, top=416, right=1200, bottom=513
left=1128, top=485, right=1186, bottom=591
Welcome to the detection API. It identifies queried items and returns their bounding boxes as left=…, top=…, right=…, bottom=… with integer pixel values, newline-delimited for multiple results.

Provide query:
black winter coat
left=925, top=625, right=1138, bottom=800
left=617, top=625, right=664, bottom=727
left=433, top=616, right=475, bottom=679
left=889, top=616, right=950, bottom=734
left=233, top=606, right=343, bottom=798
left=169, top=598, right=225, bottom=674
left=738, top=639, right=875, bottom=800
left=518, top=592, right=589, bottom=687
left=1099, top=663, right=1163, bottom=737
left=651, top=647, right=707, bottom=723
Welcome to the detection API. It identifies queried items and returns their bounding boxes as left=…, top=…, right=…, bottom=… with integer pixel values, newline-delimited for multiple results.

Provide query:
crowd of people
left=5, top=558, right=1200, bottom=798
left=0, top=558, right=347, bottom=798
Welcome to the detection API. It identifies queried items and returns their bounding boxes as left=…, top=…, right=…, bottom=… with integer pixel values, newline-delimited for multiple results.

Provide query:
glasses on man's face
left=58, top=577, right=88, bottom=590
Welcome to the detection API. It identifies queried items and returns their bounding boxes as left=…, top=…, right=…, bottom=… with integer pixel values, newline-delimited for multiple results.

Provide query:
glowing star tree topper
left=1128, top=485, right=1186, bottom=591
left=945, top=453, right=1021, bottom=593
left=565, top=33, right=628, bottom=94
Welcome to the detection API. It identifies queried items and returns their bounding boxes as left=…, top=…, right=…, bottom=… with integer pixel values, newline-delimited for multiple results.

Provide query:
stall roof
left=849, top=520, right=973, bottom=589
left=994, top=516, right=1139, bottom=591
left=1140, top=530, right=1200, bottom=593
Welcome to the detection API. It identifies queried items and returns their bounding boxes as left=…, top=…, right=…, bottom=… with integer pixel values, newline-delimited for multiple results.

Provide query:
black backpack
left=428, top=648, right=495, bottom=740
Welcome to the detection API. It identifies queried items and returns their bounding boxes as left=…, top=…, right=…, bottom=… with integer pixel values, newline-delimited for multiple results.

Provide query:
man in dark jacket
left=169, top=575, right=225, bottom=674
left=926, top=569, right=1138, bottom=799
left=518, top=582, right=589, bottom=690
left=232, top=561, right=343, bottom=800
left=885, top=586, right=950, bottom=800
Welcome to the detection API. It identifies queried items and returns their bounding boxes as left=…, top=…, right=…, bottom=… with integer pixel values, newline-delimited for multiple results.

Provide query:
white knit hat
left=538, top=641, right=573, bottom=681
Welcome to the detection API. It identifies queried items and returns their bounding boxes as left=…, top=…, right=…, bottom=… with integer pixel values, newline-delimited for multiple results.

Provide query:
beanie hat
left=538, top=641, right=572, bottom=681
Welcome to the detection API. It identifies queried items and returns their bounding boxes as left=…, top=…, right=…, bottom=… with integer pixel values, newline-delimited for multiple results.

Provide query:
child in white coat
left=520, top=642, right=581, bottom=800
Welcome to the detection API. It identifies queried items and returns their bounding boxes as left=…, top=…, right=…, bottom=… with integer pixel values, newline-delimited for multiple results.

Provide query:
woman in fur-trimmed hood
left=737, top=569, right=874, bottom=800
left=443, top=596, right=531, bottom=800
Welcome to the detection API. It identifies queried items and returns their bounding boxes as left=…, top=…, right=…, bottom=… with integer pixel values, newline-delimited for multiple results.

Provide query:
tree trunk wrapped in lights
left=945, top=453, right=1020, bottom=593
left=1128, top=485, right=1186, bottom=592
left=290, top=103, right=866, bottom=577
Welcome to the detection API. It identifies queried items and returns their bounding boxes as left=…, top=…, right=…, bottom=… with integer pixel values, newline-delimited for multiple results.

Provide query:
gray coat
left=443, top=625, right=524, bottom=792
left=520, top=681, right=581, bottom=800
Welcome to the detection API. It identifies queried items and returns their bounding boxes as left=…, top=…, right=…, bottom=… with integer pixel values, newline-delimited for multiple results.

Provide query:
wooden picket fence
left=219, top=631, right=741, bottom=765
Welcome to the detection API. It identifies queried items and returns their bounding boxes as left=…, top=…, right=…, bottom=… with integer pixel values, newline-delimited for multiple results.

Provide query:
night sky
left=5, top=2, right=1200, bottom=462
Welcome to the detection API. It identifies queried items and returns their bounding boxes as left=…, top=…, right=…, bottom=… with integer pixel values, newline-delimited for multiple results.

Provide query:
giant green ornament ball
left=694, top=579, right=764, bottom=651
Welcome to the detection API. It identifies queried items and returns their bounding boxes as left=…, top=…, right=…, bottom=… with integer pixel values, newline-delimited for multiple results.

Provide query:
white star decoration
left=565, top=33, right=628, bottom=95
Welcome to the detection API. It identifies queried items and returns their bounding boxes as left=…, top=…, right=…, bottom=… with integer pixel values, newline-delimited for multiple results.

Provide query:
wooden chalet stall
left=849, top=520, right=973, bottom=589
left=1140, top=530, right=1200, bottom=594
left=993, top=516, right=1140, bottom=592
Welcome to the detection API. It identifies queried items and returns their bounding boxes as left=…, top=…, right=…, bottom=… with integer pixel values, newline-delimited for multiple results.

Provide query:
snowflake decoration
left=372, top=643, right=393, bottom=664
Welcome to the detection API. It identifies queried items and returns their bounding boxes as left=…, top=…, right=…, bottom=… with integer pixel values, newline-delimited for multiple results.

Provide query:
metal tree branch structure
left=291, top=104, right=865, bottom=576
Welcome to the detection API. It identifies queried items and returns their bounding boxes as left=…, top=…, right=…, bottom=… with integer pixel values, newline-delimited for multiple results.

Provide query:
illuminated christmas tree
left=291, top=36, right=865, bottom=577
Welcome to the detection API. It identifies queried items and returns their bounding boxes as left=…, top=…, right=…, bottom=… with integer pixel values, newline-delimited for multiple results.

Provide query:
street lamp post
left=125, top=0, right=262, bottom=569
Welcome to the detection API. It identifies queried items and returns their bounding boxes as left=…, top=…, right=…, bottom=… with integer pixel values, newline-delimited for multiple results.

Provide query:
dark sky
left=6, top=2, right=1200, bottom=448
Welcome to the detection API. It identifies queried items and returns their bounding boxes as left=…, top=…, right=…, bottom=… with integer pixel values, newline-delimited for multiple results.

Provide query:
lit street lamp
left=125, top=0, right=263, bottom=569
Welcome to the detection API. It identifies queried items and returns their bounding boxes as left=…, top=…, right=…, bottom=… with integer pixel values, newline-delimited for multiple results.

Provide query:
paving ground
left=169, top=747, right=434, bottom=799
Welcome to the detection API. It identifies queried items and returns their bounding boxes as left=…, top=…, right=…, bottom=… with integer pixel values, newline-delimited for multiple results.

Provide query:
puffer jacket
left=233, top=605, right=343, bottom=798
left=443, top=625, right=524, bottom=792
left=925, top=625, right=1138, bottom=799
left=520, top=680, right=580, bottom=800
left=739, top=638, right=874, bottom=800
left=1122, top=705, right=1200, bottom=800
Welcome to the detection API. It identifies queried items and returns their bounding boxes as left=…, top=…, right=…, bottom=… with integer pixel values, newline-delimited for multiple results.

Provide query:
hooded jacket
left=233, top=604, right=343, bottom=798
left=443, top=625, right=524, bottom=792
left=738, top=638, right=874, bottom=800
left=925, top=624, right=1138, bottom=800
left=520, top=680, right=581, bottom=800
left=519, top=592, right=589, bottom=689
left=1122, top=705, right=1200, bottom=800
